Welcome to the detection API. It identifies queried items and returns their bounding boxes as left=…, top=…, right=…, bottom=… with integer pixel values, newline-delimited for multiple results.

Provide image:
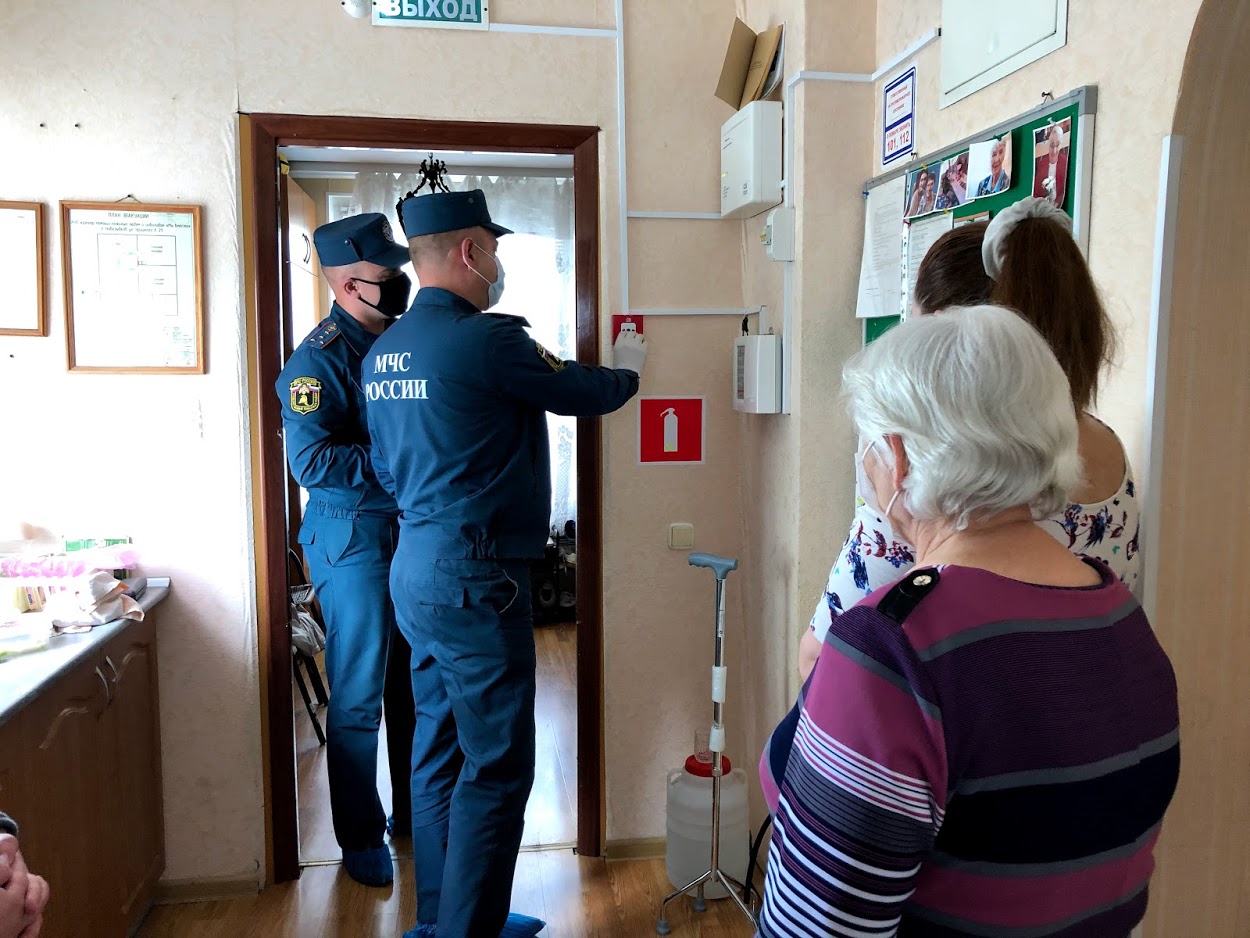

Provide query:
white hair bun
left=982, top=197, right=1073, bottom=279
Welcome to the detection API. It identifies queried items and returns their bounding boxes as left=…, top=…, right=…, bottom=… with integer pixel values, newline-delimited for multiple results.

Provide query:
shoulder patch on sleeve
left=306, top=320, right=342, bottom=350
left=535, top=342, right=566, bottom=372
left=876, top=567, right=941, bottom=625
left=289, top=376, right=323, bottom=414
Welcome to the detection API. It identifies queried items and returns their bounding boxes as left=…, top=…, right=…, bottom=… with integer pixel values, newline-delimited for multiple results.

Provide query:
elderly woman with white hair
left=757, top=306, right=1179, bottom=938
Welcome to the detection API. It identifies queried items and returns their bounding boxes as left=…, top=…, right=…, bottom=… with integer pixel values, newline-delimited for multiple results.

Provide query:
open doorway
left=282, top=145, right=583, bottom=861
left=240, top=115, right=605, bottom=883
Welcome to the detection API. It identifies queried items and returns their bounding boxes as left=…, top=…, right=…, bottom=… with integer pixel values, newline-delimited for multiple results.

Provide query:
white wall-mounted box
left=733, top=334, right=781, bottom=414
left=720, top=100, right=783, bottom=220
left=760, top=206, right=795, bottom=261
left=940, top=0, right=1068, bottom=108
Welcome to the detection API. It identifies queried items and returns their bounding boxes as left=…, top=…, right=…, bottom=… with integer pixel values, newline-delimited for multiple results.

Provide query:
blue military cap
left=313, top=212, right=411, bottom=269
left=399, top=189, right=514, bottom=239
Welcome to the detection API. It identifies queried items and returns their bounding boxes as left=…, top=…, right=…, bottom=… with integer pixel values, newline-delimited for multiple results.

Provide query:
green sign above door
left=373, top=0, right=489, bottom=30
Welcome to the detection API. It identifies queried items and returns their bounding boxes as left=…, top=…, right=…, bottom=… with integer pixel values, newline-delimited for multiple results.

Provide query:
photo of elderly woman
left=970, top=135, right=1012, bottom=198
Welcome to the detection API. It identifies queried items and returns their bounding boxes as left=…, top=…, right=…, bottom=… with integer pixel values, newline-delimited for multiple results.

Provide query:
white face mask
left=856, top=439, right=901, bottom=520
left=468, top=241, right=505, bottom=309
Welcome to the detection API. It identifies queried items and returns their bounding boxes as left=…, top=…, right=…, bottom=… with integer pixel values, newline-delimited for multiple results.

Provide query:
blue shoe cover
left=500, top=912, right=547, bottom=937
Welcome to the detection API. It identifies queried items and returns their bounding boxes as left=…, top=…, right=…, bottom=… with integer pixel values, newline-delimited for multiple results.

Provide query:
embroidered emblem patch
left=381, top=219, right=393, bottom=241
left=535, top=343, right=565, bottom=372
left=290, top=376, right=322, bottom=414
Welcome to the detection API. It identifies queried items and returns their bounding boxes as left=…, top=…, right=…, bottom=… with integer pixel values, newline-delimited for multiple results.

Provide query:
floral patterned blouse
left=809, top=450, right=1142, bottom=642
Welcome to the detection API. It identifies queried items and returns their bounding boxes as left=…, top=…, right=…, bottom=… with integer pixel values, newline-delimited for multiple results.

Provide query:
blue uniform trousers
left=300, top=510, right=416, bottom=852
left=391, top=556, right=536, bottom=937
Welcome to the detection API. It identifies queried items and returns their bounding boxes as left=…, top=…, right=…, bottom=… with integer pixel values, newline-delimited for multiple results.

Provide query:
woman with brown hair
left=799, top=197, right=1141, bottom=680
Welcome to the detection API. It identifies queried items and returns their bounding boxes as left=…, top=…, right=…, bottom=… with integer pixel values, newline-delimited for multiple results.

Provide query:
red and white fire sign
left=639, top=397, right=704, bottom=465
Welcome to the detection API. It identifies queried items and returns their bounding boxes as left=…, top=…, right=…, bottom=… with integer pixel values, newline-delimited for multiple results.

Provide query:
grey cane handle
left=687, top=553, right=739, bottom=581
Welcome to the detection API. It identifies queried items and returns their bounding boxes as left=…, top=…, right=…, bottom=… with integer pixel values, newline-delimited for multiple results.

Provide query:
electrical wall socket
left=668, top=523, right=695, bottom=551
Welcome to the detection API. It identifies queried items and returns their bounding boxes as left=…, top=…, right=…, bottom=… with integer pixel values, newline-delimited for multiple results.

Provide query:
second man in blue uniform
left=364, top=189, right=647, bottom=938
left=276, top=213, right=417, bottom=888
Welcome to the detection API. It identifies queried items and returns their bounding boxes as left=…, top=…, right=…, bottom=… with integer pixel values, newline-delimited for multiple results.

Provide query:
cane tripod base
left=655, top=867, right=756, bottom=934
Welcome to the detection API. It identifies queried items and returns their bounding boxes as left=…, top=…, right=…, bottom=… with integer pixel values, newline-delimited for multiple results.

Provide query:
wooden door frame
left=240, top=113, right=605, bottom=884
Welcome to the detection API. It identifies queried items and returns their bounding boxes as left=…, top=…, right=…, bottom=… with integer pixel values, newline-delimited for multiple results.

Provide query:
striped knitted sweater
left=758, top=561, right=1179, bottom=938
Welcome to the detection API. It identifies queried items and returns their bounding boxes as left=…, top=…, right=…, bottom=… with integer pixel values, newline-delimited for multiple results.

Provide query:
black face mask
left=353, top=272, right=412, bottom=318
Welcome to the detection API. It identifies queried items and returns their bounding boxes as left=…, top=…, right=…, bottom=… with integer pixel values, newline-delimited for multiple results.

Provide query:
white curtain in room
left=352, top=172, right=579, bottom=532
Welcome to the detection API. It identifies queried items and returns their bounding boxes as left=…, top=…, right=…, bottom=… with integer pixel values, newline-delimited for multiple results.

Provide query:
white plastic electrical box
left=733, top=334, right=781, bottom=414
left=720, top=101, right=783, bottom=220
left=760, top=205, right=795, bottom=261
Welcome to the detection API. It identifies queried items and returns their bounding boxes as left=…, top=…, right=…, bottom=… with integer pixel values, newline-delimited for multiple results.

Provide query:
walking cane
left=657, top=552, right=757, bottom=934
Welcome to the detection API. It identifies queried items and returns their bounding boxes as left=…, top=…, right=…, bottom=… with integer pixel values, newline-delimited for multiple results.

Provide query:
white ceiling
left=280, top=145, right=573, bottom=179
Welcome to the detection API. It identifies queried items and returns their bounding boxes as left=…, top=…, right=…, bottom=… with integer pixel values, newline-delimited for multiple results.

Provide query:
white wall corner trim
left=1140, top=134, right=1185, bottom=621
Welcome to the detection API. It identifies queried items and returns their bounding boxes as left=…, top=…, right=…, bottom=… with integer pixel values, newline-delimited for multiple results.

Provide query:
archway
left=1145, top=0, right=1250, bottom=932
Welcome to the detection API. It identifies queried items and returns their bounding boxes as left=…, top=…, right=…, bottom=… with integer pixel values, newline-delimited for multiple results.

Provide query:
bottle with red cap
left=663, top=732, right=749, bottom=900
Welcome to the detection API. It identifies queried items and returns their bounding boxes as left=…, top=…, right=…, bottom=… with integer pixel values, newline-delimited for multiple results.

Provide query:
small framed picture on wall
left=0, top=201, right=48, bottom=336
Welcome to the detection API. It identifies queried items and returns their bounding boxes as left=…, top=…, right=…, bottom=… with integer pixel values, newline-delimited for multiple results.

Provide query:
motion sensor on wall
left=341, top=0, right=371, bottom=18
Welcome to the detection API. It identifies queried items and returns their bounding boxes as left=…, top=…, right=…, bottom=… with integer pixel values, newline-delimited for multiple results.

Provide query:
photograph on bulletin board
left=935, top=153, right=969, bottom=210
left=905, top=164, right=940, bottom=218
left=1032, top=118, right=1072, bottom=209
left=969, top=135, right=1012, bottom=199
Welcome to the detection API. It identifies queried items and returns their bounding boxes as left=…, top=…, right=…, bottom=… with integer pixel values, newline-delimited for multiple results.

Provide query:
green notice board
left=864, top=315, right=901, bottom=345
left=860, top=87, right=1095, bottom=345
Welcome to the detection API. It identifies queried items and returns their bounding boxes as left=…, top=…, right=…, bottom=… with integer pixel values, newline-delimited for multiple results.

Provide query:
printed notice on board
left=882, top=67, right=916, bottom=167
left=856, top=175, right=906, bottom=319
left=903, top=212, right=954, bottom=312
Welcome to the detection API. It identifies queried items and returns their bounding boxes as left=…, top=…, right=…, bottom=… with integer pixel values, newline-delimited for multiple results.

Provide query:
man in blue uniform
left=364, top=189, right=647, bottom=938
left=275, top=212, right=417, bottom=888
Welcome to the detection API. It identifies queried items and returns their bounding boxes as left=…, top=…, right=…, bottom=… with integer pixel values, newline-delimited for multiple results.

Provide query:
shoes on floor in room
left=387, top=814, right=411, bottom=839
left=500, top=913, right=547, bottom=937
left=342, top=845, right=393, bottom=887
left=402, top=913, right=546, bottom=937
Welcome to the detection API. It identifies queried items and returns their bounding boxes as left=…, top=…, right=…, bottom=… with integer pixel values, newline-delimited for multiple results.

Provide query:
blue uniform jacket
left=363, top=287, right=639, bottom=560
left=276, top=304, right=399, bottom=519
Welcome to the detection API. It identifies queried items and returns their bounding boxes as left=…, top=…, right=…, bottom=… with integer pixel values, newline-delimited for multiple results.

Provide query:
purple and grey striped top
left=758, top=561, right=1179, bottom=937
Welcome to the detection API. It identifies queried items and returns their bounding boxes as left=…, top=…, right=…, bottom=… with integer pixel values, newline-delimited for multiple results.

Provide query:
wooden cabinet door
left=102, top=620, right=164, bottom=926
left=289, top=181, right=316, bottom=275
left=20, top=662, right=112, bottom=938
left=287, top=180, right=322, bottom=345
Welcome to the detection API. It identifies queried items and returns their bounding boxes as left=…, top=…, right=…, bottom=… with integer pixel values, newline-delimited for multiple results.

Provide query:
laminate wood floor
left=137, top=854, right=757, bottom=937
left=296, top=623, right=579, bottom=863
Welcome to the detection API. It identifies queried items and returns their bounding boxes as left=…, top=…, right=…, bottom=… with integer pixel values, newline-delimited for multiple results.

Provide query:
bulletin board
left=859, top=85, right=1097, bottom=342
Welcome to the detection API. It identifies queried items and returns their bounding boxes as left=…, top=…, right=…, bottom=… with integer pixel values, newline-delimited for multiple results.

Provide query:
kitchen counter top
left=0, top=586, right=169, bottom=728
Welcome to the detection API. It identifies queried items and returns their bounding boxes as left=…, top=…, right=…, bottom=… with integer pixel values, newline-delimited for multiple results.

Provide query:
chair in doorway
left=288, top=548, right=329, bottom=746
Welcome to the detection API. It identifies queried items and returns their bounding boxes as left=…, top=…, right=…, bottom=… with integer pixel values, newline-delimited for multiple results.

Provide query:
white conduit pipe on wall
left=484, top=20, right=941, bottom=344
left=777, top=28, right=940, bottom=413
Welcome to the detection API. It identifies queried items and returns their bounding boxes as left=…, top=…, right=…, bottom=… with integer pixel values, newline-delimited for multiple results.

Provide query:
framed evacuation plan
left=0, top=201, right=48, bottom=336
left=60, top=201, right=205, bottom=373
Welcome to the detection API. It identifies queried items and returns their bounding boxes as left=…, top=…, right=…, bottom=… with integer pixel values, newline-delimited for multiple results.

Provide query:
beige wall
left=0, top=0, right=750, bottom=881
